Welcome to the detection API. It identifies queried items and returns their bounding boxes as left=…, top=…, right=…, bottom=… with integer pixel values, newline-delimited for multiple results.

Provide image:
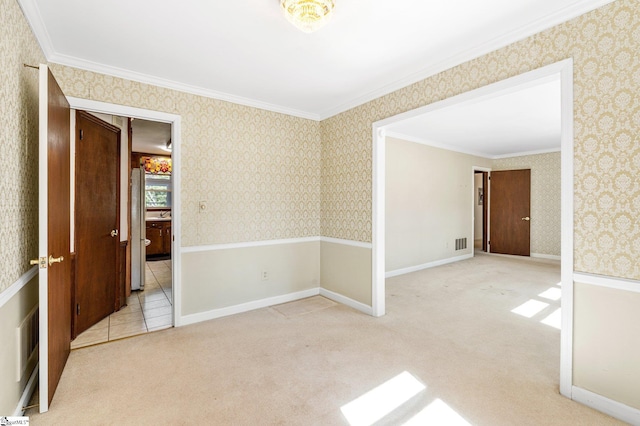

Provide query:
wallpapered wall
left=3, top=0, right=638, bottom=294
left=0, top=0, right=45, bottom=293
left=493, top=152, right=561, bottom=257
left=50, top=65, right=322, bottom=248
left=322, top=0, right=640, bottom=281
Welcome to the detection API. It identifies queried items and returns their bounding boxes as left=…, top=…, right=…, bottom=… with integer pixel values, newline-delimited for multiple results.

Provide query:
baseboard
left=572, top=386, right=640, bottom=425
left=531, top=253, right=561, bottom=261
left=385, top=254, right=473, bottom=278
left=179, top=288, right=320, bottom=326
left=319, top=288, right=373, bottom=316
left=0, top=267, right=38, bottom=309
left=13, top=363, right=38, bottom=416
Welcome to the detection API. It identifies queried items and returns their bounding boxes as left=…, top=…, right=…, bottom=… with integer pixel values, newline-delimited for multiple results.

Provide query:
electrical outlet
left=261, top=270, right=269, bottom=281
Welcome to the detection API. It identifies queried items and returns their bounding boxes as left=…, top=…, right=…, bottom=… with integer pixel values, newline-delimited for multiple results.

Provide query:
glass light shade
left=280, top=0, right=335, bottom=33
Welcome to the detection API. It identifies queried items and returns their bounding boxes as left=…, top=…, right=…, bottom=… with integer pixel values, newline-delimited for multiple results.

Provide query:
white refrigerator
left=131, top=168, right=145, bottom=290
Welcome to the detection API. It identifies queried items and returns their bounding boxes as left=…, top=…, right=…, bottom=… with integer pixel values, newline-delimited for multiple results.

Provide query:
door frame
left=472, top=166, right=492, bottom=256
left=372, top=59, right=574, bottom=397
left=67, top=97, right=183, bottom=327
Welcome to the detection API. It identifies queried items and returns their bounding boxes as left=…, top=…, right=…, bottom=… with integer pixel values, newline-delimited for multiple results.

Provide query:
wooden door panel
left=146, top=224, right=163, bottom=255
left=164, top=224, right=172, bottom=254
left=482, top=172, right=488, bottom=252
left=74, top=111, right=121, bottom=336
left=38, top=65, right=71, bottom=412
left=489, top=169, right=531, bottom=256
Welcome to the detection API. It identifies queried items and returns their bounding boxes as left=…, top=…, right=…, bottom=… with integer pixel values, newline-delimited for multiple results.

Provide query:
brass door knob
left=521, top=216, right=530, bottom=221
left=110, top=229, right=119, bottom=237
left=49, top=255, right=64, bottom=266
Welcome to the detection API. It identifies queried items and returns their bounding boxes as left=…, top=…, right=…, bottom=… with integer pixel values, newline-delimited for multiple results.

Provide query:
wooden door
left=489, top=169, right=531, bottom=256
left=482, top=172, right=489, bottom=251
left=37, top=65, right=72, bottom=413
left=74, top=111, right=121, bottom=336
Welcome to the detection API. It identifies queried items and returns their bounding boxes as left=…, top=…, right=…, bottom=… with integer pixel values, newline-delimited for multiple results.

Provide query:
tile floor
left=71, top=259, right=173, bottom=349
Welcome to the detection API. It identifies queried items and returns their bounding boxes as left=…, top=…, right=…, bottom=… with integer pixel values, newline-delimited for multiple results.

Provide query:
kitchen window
left=145, top=174, right=172, bottom=208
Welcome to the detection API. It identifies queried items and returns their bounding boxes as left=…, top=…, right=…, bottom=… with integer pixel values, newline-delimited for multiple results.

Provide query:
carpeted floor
left=26, top=254, right=624, bottom=425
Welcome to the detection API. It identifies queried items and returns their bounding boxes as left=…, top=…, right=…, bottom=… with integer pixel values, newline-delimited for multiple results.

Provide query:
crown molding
left=17, top=0, right=54, bottom=58
left=19, top=0, right=614, bottom=122
left=386, top=132, right=561, bottom=160
left=492, top=147, right=561, bottom=159
left=48, top=53, right=321, bottom=121
left=385, top=131, right=492, bottom=159
left=18, top=0, right=319, bottom=121
left=317, top=0, right=616, bottom=120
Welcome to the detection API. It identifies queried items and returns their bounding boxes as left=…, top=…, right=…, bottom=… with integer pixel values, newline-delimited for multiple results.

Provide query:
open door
left=74, top=111, right=121, bottom=337
left=489, top=169, right=531, bottom=256
left=481, top=172, right=488, bottom=252
left=36, top=64, right=72, bottom=412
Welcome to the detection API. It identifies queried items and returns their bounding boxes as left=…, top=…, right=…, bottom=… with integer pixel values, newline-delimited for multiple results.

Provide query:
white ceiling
left=131, top=119, right=172, bottom=156
left=387, top=77, right=562, bottom=158
left=21, top=0, right=612, bottom=121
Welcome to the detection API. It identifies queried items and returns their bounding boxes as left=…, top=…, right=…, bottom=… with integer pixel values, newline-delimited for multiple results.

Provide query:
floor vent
left=16, top=305, right=39, bottom=381
left=455, top=238, right=467, bottom=251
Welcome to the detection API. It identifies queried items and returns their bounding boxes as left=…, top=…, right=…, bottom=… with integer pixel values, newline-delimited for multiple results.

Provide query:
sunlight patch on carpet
left=403, top=399, right=471, bottom=426
left=511, top=300, right=549, bottom=318
left=341, top=371, right=425, bottom=426
left=538, top=287, right=562, bottom=301
left=271, top=296, right=336, bottom=318
left=541, top=308, right=562, bottom=330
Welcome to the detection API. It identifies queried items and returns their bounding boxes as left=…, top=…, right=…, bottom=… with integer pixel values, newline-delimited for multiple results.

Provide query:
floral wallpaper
left=49, top=65, right=322, bottom=247
left=493, top=152, right=561, bottom=257
left=321, top=0, right=640, bottom=281
left=3, top=0, right=638, bottom=295
left=0, top=0, right=46, bottom=293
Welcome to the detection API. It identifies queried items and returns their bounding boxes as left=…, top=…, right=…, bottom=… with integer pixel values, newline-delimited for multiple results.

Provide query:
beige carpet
left=26, top=254, right=624, bottom=425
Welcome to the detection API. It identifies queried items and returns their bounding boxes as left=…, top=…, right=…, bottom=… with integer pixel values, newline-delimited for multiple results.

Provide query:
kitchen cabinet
left=146, top=220, right=171, bottom=257
left=164, top=224, right=172, bottom=255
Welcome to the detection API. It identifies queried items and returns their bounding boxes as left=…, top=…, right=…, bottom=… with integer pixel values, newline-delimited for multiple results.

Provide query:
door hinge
left=79, top=129, right=84, bottom=140
left=76, top=304, right=80, bottom=316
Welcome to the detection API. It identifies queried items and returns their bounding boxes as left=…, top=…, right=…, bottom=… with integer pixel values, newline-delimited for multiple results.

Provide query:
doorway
left=66, top=97, right=183, bottom=339
left=71, top=114, right=175, bottom=348
left=73, top=110, right=122, bottom=339
left=473, top=169, right=489, bottom=253
left=372, top=59, right=574, bottom=396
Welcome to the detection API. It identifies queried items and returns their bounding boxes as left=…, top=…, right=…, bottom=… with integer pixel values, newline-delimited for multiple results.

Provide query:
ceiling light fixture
left=280, top=0, right=335, bottom=33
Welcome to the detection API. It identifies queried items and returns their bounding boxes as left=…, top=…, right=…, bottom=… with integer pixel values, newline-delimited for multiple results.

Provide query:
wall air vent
left=455, top=238, right=467, bottom=251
